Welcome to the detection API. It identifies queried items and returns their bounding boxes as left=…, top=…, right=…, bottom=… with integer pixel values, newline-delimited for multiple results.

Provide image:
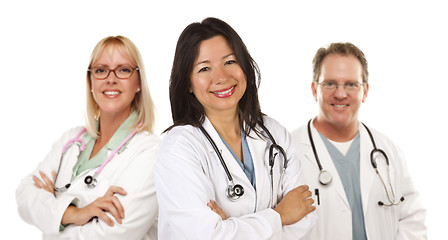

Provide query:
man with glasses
left=291, top=42, right=426, bottom=239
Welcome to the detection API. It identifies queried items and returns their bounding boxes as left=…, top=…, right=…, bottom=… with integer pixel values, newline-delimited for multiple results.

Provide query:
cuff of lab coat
left=59, top=200, right=79, bottom=232
left=54, top=196, right=79, bottom=234
left=259, top=208, right=283, bottom=234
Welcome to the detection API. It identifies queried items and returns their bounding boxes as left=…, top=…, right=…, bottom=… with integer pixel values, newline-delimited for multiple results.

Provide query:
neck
left=313, top=117, right=358, bottom=142
left=98, top=110, right=131, bottom=141
left=206, top=110, right=240, bottom=140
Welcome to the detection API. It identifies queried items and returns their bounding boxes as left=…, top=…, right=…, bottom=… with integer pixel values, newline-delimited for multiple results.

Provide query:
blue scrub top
left=219, top=130, right=256, bottom=190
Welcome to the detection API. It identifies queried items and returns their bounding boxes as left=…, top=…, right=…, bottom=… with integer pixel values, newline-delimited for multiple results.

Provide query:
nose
left=334, top=84, right=348, bottom=99
left=106, top=70, right=118, bottom=84
left=213, top=66, right=228, bottom=84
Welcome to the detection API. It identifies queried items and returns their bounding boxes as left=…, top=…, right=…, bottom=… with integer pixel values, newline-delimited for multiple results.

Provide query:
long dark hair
left=165, top=17, right=263, bottom=137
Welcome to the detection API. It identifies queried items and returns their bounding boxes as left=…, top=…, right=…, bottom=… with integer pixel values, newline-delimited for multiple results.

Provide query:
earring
left=137, top=88, right=140, bottom=92
left=91, top=89, right=93, bottom=93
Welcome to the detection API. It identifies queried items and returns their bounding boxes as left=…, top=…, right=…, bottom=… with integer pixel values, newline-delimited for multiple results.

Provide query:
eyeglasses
left=88, top=65, right=139, bottom=80
left=317, top=81, right=364, bottom=92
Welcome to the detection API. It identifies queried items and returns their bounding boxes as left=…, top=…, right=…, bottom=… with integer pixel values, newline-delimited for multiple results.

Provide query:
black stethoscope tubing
left=307, top=120, right=333, bottom=185
left=199, top=126, right=245, bottom=201
left=307, top=119, right=404, bottom=206
left=199, top=126, right=234, bottom=182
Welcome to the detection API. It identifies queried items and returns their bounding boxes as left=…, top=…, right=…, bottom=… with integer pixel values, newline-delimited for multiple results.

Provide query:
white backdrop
left=1, top=0, right=446, bottom=238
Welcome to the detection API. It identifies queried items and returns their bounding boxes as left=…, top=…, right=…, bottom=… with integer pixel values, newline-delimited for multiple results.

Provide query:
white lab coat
left=155, top=116, right=316, bottom=240
left=16, top=126, right=160, bottom=240
left=291, top=121, right=427, bottom=240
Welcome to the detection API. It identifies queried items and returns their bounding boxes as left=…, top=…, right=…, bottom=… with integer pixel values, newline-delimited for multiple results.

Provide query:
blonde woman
left=16, top=36, right=159, bottom=239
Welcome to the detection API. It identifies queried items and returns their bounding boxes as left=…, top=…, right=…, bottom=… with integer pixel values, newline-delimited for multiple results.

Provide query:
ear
left=362, top=83, right=369, bottom=103
left=311, top=82, right=318, bottom=102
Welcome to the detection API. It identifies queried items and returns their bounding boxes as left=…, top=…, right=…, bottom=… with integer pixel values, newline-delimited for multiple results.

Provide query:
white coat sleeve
left=16, top=128, right=80, bottom=235
left=57, top=136, right=160, bottom=239
left=393, top=144, right=427, bottom=239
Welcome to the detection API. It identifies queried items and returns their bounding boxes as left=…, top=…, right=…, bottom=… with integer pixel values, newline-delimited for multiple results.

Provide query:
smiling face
left=312, top=53, right=369, bottom=130
left=190, top=35, right=246, bottom=117
left=90, top=45, right=141, bottom=120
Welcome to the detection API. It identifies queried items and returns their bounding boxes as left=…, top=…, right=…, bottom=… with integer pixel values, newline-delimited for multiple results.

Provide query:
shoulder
left=360, top=123, right=397, bottom=147
left=159, top=124, right=204, bottom=151
left=261, top=115, right=285, bottom=130
left=156, top=125, right=207, bottom=170
left=127, top=130, right=161, bottom=155
left=134, top=130, right=160, bottom=145
left=258, top=115, right=292, bottom=145
left=291, top=124, right=308, bottom=140
left=259, top=115, right=289, bottom=137
left=57, top=126, right=87, bottom=141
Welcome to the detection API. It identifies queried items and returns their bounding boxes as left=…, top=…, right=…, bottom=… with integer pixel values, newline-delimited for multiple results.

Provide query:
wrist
left=61, top=205, right=77, bottom=225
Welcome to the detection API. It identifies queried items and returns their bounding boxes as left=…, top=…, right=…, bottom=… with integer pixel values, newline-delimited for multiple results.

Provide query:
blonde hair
left=85, top=36, right=155, bottom=137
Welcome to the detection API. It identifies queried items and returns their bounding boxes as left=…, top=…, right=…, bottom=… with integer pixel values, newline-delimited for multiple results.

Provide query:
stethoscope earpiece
left=378, top=197, right=405, bottom=206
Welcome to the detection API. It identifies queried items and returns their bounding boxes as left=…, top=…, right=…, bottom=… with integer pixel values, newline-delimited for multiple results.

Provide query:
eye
left=93, top=67, right=107, bottom=74
left=198, top=67, right=210, bottom=73
left=324, top=81, right=336, bottom=87
left=345, top=82, right=359, bottom=88
left=225, top=60, right=237, bottom=65
left=118, top=66, right=133, bottom=73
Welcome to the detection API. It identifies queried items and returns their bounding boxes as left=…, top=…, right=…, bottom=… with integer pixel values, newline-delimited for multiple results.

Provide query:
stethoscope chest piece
left=319, top=170, right=333, bottom=185
left=84, top=175, right=97, bottom=188
left=227, top=183, right=244, bottom=201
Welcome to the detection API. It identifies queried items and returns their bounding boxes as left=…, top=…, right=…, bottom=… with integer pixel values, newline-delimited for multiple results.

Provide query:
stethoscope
left=307, top=119, right=404, bottom=207
left=199, top=122, right=287, bottom=208
left=53, top=124, right=140, bottom=192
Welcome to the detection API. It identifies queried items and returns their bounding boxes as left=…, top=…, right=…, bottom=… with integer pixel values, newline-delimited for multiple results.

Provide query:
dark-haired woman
left=155, top=18, right=316, bottom=239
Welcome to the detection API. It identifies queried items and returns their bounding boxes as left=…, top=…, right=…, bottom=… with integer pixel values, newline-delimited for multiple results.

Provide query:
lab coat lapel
left=359, top=123, right=396, bottom=213
left=246, top=130, right=269, bottom=208
left=359, top=123, right=378, bottom=213
left=202, top=118, right=253, bottom=189
left=307, top=122, right=350, bottom=208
